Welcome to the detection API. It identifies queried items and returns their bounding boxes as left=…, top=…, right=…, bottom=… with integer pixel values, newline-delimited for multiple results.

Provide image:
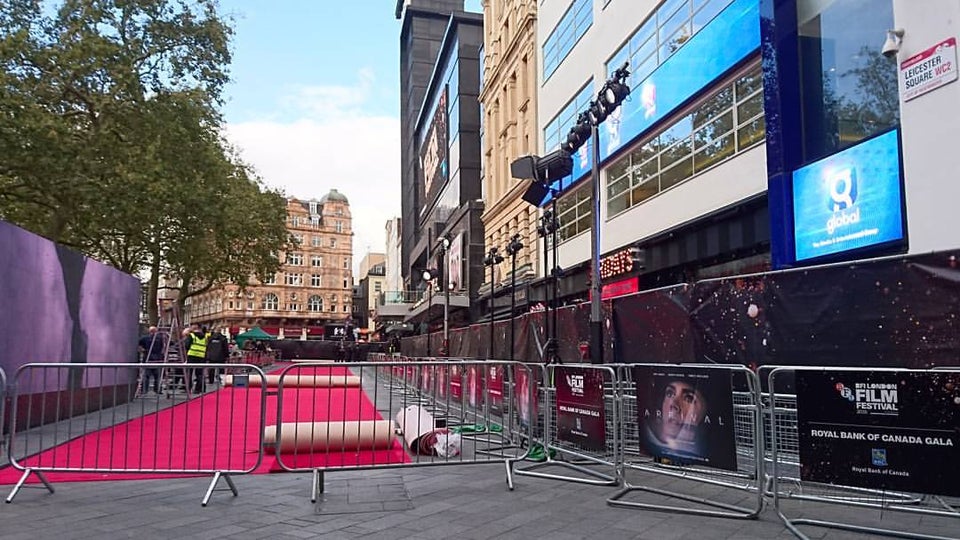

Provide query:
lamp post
left=505, top=234, right=523, bottom=361
left=483, top=246, right=504, bottom=358
left=421, top=268, right=435, bottom=356
left=559, top=63, right=631, bottom=364
left=437, top=235, right=451, bottom=356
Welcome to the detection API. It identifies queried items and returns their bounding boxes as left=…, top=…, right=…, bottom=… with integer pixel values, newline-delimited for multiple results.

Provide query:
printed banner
left=450, top=364, right=463, bottom=400
left=555, top=367, right=607, bottom=451
left=797, top=370, right=960, bottom=496
left=467, top=366, right=484, bottom=409
left=487, top=364, right=505, bottom=416
left=634, top=366, right=738, bottom=470
left=514, top=364, right=539, bottom=429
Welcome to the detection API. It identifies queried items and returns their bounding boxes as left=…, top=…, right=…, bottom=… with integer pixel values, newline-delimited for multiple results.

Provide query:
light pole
left=437, top=235, right=451, bottom=356
left=505, top=234, right=523, bottom=361
left=421, top=268, right=435, bottom=356
left=560, top=63, right=631, bottom=364
left=483, top=246, right=504, bottom=358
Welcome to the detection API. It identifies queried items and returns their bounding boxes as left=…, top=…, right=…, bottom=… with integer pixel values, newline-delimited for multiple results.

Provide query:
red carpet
left=0, top=364, right=409, bottom=484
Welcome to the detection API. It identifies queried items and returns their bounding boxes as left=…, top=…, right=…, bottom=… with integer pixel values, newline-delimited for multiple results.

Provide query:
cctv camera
left=882, top=29, right=904, bottom=58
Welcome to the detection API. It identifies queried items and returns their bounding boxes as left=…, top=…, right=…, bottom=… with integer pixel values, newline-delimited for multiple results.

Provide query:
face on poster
left=796, top=370, right=960, bottom=496
left=514, top=365, right=538, bottom=429
left=487, top=365, right=504, bottom=416
left=554, top=366, right=607, bottom=451
left=450, top=364, right=462, bottom=400
left=634, top=366, right=738, bottom=471
left=436, top=365, right=448, bottom=399
left=467, top=365, right=483, bottom=409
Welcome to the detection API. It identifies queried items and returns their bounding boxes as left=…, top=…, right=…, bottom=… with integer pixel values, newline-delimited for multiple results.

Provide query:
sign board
left=797, top=370, right=960, bottom=496
left=634, top=366, right=738, bottom=470
left=901, top=37, right=957, bottom=102
left=554, top=366, right=607, bottom=451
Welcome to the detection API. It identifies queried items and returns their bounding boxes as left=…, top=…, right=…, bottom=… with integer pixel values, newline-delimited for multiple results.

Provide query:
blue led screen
left=542, top=0, right=760, bottom=205
left=791, top=129, right=904, bottom=262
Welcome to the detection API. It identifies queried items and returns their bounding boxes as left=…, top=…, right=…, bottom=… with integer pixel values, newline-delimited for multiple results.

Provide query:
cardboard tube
left=289, top=358, right=336, bottom=364
left=224, top=373, right=360, bottom=387
left=395, top=405, right=437, bottom=453
left=264, top=420, right=396, bottom=453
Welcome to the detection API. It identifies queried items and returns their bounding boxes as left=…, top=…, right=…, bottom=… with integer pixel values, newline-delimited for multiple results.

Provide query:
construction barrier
left=273, top=359, right=534, bottom=502
left=515, top=363, right=621, bottom=486
left=4, top=362, right=267, bottom=506
left=609, top=363, right=764, bottom=519
left=767, top=366, right=960, bottom=540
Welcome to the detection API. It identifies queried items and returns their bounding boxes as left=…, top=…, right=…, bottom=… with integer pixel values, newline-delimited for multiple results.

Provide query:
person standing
left=205, top=328, right=228, bottom=385
left=137, top=326, right=166, bottom=394
left=185, top=325, right=209, bottom=394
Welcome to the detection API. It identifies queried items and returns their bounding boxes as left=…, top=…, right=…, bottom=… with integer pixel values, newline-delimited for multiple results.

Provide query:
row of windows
left=289, top=215, right=345, bottom=230
left=543, top=0, right=592, bottom=79
left=555, top=65, right=765, bottom=242
left=279, top=254, right=351, bottom=269
left=606, top=0, right=734, bottom=85
left=291, top=233, right=341, bottom=248
left=280, top=273, right=352, bottom=289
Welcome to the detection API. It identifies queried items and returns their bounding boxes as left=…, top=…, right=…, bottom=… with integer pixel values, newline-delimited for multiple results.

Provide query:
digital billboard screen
left=418, top=86, right=449, bottom=218
left=791, top=129, right=905, bottom=262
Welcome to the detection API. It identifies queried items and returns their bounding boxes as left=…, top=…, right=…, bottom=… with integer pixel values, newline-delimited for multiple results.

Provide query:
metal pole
left=589, top=124, right=603, bottom=364
left=550, top=196, right=559, bottom=364
left=443, top=264, right=449, bottom=357
left=540, top=213, right=551, bottom=363
left=426, top=285, right=432, bottom=356
left=489, top=275, right=495, bottom=359
left=510, top=248, right=517, bottom=361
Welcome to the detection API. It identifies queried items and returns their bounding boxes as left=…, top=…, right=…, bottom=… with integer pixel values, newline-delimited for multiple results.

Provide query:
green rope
left=450, top=423, right=503, bottom=434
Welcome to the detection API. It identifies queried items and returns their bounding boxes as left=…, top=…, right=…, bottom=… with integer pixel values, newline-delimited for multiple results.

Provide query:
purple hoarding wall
left=0, top=220, right=140, bottom=394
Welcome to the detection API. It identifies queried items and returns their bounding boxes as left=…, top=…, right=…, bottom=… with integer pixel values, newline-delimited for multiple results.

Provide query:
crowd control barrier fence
left=1, top=367, right=6, bottom=446
left=5, top=362, right=267, bottom=506
left=608, top=363, right=764, bottom=519
left=514, top=363, right=621, bottom=486
left=273, top=359, right=534, bottom=502
left=767, top=366, right=960, bottom=540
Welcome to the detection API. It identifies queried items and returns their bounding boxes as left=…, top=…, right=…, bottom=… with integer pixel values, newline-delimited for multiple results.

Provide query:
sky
left=220, top=0, right=481, bottom=269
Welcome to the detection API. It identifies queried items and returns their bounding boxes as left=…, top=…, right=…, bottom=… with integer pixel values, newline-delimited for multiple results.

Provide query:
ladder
left=138, top=304, right=192, bottom=399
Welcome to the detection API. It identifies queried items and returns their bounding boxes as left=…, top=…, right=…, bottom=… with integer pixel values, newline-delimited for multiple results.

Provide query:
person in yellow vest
left=185, top=325, right=209, bottom=393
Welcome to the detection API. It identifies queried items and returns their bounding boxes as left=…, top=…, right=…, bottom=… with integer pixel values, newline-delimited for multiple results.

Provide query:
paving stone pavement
left=2, top=463, right=957, bottom=539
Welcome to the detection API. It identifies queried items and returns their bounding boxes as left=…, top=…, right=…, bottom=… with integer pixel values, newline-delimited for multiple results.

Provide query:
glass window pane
left=608, top=192, right=630, bottom=215
left=735, top=67, right=762, bottom=99
left=637, top=156, right=659, bottom=182
left=693, top=0, right=732, bottom=33
left=737, top=92, right=763, bottom=122
left=575, top=215, right=591, bottom=236
left=607, top=174, right=630, bottom=199
left=660, top=116, right=693, bottom=146
left=630, top=20, right=656, bottom=53
left=607, top=156, right=630, bottom=182
left=693, top=87, right=732, bottom=129
left=660, top=157, right=694, bottom=190
left=659, top=0, right=689, bottom=25
left=737, top=116, right=766, bottom=150
left=632, top=178, right=659, bottom=205
left=661, top=137, right=692, bottom=168
left=660, top=23, right=692, bottom=60
left=694, top=110, right=733, bottom=148
left=694, top=133, right=735, bottom=171
left=660, top=2, right=690, bottom=42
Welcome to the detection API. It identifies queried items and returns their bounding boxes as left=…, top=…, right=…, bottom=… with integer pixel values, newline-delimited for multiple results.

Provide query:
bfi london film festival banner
left=514, top=364, right=539, bottom=429
left=555, top=366, right=606, bottom=451
left=634, top=366, right=738, bottom=471
left=797, top=371, right=960, bottom=496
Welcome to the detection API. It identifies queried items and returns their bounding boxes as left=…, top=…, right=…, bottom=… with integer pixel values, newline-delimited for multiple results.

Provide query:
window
left=343, top=279, right=349, bottom=289
left=330, top=238, right=337, bottom=248
left=330, top=305, right=337, bottom=312
left=286, top=252, right=303, bottom=266
left=542, top=0, right=593, bottom=79
left=543, top=82, right=593, bottom=152
left=311, top=236, right=321, bottom=247
left=335, top=221, right=343, bottom=233
left=311, top=274, right=321, bottom=287
left=287, top=302, right=301, bottom=312
left=292, top=234, right=303, bottom=245
left=311, top=256, right=323, bottom=267
left=374, top=281, right=382, bottom=293
left=284, top=273, right=303, bottom=286
left=262, top=293, right=279, bottom=310
left=606, top=0, right=734, bottom=89
left=262, top=274, right=277, bottom=285
left=290, top=216, right=300, bottom=227
left=556, top=181, right=593, bottom=242
left=343, top=305, right=349, bottom=313
left=336, top=208, right=343, bottom=216
left=308, top=295, right=323, bottom=312
left=343, top=258, right=350, bottom=269
left=605, top=65, right=765, bottom=217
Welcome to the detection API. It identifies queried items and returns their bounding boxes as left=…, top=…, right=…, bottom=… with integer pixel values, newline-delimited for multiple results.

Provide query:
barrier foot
left=201, top=471, right=238, bottom=507
left=515, top=455, right=618, bottom=486
left=311, top=469, right=324, bottom=503
left=607, top=483, right=760, bottom=520
left=782, top=516, right=958, bottom=540
left=505, top=460, right=515, bottom=491
left=5, top=469, right=54, bottom=503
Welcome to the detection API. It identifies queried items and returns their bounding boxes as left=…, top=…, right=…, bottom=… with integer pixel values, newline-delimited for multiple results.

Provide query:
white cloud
left=224, top=70, right=400, bottom=273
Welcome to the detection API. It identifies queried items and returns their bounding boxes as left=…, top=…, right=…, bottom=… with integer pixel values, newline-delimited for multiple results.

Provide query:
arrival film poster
left=555, top=366, right=607, bottom=451
left=634, top=366, right=738, bottom=471
left=797, top=370, right=960, bottom=496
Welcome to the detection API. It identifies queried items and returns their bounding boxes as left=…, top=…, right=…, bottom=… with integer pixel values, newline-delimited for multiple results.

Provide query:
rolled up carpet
left=289, top=358, right=336, bottom=364
left=223, top=373, right=360, bottom=387
left=264, top=420, right=396, bottom=453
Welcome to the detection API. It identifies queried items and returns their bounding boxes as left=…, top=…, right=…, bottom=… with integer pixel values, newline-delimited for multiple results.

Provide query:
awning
left=384, top=323, right=415, bottom=335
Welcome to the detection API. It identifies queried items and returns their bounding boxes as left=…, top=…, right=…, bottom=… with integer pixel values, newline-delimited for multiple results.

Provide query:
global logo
left=827, top=168, right=857, bottom=211
left=835, top=382, right=855, bottom=401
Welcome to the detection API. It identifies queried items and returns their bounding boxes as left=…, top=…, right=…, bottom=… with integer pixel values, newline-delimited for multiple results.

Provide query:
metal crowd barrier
left=5, top=362, right=267, bottom=506
left=1, top=367, right=6, bottom=453
left=515, top=363, right=621, bottom=486
left=273, top=359, right=534, bottom=502
left=768, top=366, right=960, bottom=540
left=608, top=363, right=764, bottom=519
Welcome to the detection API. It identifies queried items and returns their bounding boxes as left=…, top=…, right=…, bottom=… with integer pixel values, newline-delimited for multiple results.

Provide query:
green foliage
left=0, top=0, right=290, bottom=322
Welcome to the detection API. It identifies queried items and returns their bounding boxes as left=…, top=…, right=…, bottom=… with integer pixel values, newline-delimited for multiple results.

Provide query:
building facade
left=479, top=0, right=540, bottom=319
left=187, top=190, right=354, bottom=339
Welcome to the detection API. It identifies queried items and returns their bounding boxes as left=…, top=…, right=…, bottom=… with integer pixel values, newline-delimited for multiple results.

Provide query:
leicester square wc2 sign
left=900, top=37, right=958, bottom=102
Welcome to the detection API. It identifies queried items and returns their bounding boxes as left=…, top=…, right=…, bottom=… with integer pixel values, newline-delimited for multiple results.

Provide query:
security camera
left=882, top=29, right=904, bottom=58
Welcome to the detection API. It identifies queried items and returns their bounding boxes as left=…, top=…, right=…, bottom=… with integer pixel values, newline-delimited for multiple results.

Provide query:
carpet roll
left=223, top=373, right=361, bottom=387
left=289, top=358, right=336, bottom=364
left=264, top=420, right=396, bottom=453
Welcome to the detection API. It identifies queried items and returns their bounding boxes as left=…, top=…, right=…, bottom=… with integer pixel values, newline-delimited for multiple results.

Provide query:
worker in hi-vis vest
left=186, top=326, right=209, bottom=394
